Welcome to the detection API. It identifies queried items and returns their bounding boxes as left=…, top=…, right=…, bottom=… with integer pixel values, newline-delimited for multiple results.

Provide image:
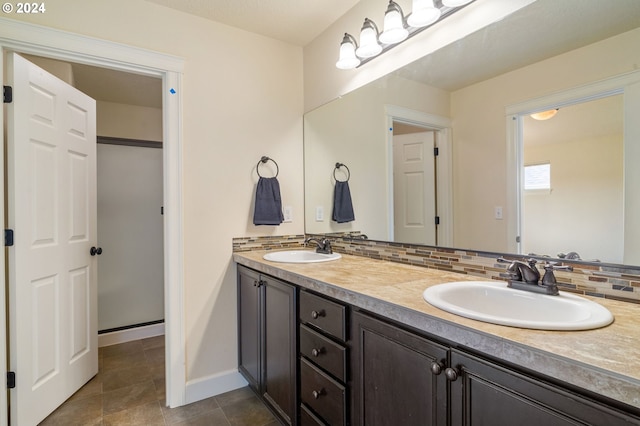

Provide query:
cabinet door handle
left=311, top=310, right=325, bottom=319
left=253, top=280, right=258, bottom=287
left=311, top=347, right=325, bottom=357
left=312, top=389, right=325, bottom=399
left=430, top=361, right=444, bottom=375
left=445, top=367, right=459, bottom=382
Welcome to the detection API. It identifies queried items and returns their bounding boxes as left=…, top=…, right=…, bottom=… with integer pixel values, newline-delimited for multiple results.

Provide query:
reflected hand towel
left=253, top=177, right=284, bottom=225
left=332, top=181, right=355, bottom=223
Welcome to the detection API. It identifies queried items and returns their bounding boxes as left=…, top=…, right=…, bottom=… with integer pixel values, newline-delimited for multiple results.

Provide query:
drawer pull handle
left=311, top=310, right=325, bottom=319
left=311, top=348, right=325, bottom=357
left=312, top=389, right=325, bottom=399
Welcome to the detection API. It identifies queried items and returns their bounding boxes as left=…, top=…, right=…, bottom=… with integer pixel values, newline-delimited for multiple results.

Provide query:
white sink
left=422, top=281, right=614, bottom=330
left=263, top=250, right=342, bottom=263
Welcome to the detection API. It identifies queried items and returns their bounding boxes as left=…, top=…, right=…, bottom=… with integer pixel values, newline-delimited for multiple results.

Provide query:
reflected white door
left=393, top=132, right=437, bottom=244
left=7, top=53, right=98, bottom=425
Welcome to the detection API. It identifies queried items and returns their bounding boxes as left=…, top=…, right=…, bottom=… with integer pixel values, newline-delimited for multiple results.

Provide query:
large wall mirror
left=304, top=0, right=640, bottom=267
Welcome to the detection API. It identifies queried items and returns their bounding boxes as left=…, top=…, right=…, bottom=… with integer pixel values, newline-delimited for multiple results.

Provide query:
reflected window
left=524, top=163, right=550, bottom=190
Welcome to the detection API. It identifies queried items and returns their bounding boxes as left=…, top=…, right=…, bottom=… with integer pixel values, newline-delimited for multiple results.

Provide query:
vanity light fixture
left=356, top=18, right=383, bottom=58
left=379, top=1, right=409, bottom=44
left=335, top=33, right=361, bottom=69
left=336, top=0, right=475, bottom=69
left=530, top=108, right=559, bottom=121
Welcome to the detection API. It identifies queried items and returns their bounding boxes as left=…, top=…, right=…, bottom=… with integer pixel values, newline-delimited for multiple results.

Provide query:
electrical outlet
left=283, top=206, right=293, bottom=223
left=494, top=206, right=503, bottom=220
left=316, top=206, right=324, bottom=222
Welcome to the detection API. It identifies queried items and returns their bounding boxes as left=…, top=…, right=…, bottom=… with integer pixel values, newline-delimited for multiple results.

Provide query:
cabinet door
left=237, top=266, right=262, bottom=391
left=449, top=349, right=640, bottom=426
left=351, top=311, right=448, bottom=426
left=263, top=276, right=297, bottom=425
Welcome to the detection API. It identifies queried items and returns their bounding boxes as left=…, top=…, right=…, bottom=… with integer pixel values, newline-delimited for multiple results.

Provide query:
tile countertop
left=233, top=250, right=640, bottom=411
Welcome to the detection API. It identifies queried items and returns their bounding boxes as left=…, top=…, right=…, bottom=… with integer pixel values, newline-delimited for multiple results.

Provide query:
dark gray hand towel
left=253, top=177, right=284, bottom=225
left=332, top=181, right=355, bottom=223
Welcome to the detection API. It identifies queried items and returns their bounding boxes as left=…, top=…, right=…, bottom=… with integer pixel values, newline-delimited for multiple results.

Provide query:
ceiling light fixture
left=530, top=109, right=559, bottom=121
left=336, top=0, right=475, bottom=70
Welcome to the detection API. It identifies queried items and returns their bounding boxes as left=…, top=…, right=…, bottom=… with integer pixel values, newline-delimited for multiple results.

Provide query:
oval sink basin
left=263, top=250, right=342, bottom=263
left=423, top=281, right=613, bottom=330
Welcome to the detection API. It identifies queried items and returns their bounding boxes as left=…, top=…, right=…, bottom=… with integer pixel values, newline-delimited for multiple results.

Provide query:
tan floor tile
left=141, top=335, right=165, bottom=350
left=214, top=387, right=255, bottom=408
left=221, top=396, right=276, bottom=426
left=39, top=394, right=103, bottom=426
left=103, top=379, right=158, bottom=415
left=103, top=400, right=165, bottom=426
left=102, top=350, right=149, bottom=372
left=145, top=346, right=166, bottom=364
left=162, top=396, right=220, bottom=425
left=101, top=340, right=145, bottom=358
left=102, top=364, right=153, bottom=392
left=171, top=407, right=231, bottom=426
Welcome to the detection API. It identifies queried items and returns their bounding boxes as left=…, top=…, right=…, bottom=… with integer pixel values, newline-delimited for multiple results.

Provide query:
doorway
left=0, top=20, right=185, bottom=425
left=385, top=106, right=454, bottom=247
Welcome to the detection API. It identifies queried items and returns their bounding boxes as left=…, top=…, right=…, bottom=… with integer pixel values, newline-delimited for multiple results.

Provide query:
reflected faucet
left=305, top=237, right=333, bottom=254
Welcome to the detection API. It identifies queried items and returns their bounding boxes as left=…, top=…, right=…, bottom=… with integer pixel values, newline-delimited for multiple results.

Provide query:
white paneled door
left=393, top=131, right=437, bottom=245
left=6, top=53, right=98, bottom=425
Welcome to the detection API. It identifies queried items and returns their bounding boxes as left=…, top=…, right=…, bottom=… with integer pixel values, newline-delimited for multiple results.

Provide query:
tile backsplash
left=232, top=234, right=640, bottom=304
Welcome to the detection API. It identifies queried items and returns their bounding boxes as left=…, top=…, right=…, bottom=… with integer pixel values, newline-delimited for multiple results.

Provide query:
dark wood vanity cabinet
left=237, top=266, right=297, bottom=425
left=299, top=290, right=349, bottom=426
left=448, top=349, right=639, bottom=426
left=237, top=265, right=640, bottom=426
left=350, top=311, right=448, bottom=426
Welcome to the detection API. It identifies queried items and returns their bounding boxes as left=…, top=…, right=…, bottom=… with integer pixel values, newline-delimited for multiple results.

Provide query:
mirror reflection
left=520, top=95, right=623, bottom=263
left=304, top=0, right=640, bottom=266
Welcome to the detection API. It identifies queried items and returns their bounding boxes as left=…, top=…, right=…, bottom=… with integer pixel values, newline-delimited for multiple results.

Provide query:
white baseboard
left=184, top=370, right=249, bottom=405
left=98, top=322, right=165, bottom=347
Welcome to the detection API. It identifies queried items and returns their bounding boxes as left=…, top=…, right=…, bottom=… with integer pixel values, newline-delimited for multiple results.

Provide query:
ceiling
left=143, top=0, right=360, bottom=47
left=68, top=0, right=640, bottom=109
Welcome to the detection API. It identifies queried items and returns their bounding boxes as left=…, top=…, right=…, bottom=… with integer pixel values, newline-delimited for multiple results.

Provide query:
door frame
left=0, top=17, right=186, bottom=423
left=385, top=105, right=453, bottom=246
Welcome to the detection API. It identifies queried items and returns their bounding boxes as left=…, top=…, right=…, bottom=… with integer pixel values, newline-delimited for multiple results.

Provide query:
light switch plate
left=316, top=206, right=324, bottom=222
left=494, top=206, right=503, bottom=220
left=283, top=206, right=293, bottom=223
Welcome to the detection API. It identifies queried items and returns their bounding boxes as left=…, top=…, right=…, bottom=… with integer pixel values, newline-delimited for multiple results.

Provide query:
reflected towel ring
left=334, top=162, right=350, bottom=182
left=257, top=156, right=279, bottom=178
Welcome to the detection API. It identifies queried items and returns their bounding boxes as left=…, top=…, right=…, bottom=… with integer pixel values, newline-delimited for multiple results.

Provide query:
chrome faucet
left=305, top=237, right=333, bottom=254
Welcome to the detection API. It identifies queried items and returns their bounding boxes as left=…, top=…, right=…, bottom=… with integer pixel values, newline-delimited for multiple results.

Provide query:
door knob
left=90, top=246, right=103, bottom=256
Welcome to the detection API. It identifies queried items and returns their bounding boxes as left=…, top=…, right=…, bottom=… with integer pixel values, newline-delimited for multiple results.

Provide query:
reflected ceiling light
left=530, top=109, right=559, bottom=121
left=335, top=33, right=361, bottom=70
left=442, top=0, right=473, bottom=6
left=379, top=0, right=409, bottom=44
left=335, top=0, right=475, bottom=69
left=407, top=0, right=441, bottom=28
left=356, top=18, right=382, bottom=58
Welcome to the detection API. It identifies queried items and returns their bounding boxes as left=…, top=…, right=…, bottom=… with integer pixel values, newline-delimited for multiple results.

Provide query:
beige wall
left=451, top=28, right=640, bottom=253
left=97, top=101, right=163, bottom=142
left=4, top=0, right=304, bottom=391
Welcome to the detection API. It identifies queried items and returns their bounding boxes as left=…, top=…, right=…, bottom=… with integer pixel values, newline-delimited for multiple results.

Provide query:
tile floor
left=39, top=336, right=279, bottom=425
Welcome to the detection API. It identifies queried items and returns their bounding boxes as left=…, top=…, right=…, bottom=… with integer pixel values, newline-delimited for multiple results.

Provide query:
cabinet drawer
left=300, top=404, right=327, bottom=426
left=301, top=358, right=346, bottom=426
left=300, top=324, right=347, bottom=382
left=300, top=291, right=347, bottom=340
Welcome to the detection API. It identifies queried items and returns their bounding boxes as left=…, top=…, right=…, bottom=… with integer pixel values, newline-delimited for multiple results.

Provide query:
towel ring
left=257, top=156, right=279, bottom=178
left=333, top=162, right=350, bottom=182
